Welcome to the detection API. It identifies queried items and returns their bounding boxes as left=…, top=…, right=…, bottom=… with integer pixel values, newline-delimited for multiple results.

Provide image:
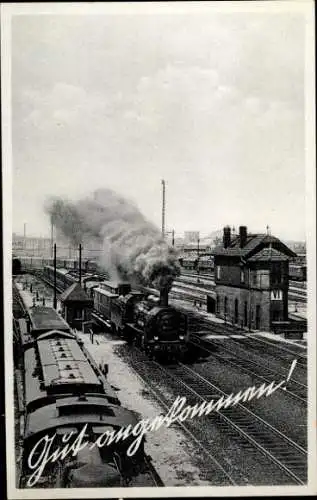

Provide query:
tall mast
left=161, top=179, right=166, bottom=238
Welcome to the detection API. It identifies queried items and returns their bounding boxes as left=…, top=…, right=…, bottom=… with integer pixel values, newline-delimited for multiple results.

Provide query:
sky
left=10, top=5, right=308, bottom=241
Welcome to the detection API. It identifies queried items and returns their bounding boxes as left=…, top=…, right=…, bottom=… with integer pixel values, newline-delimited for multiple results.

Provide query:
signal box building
left=212, top=226, right=296, bottom=332
left=60, top=283, right=93, bottom=331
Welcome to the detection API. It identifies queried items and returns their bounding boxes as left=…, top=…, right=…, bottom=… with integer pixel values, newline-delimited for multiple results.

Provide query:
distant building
left=12, top=234, right=52, bottom=257
left=212, top=226, right=297, bottom=332
left=184, top=231, right=200, bottom=244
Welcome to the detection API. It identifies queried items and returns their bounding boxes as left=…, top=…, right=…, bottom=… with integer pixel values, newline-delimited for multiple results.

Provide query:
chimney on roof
left=239, top=226, right=247, bottom=248
left=223, top=226, right=231, bottom=248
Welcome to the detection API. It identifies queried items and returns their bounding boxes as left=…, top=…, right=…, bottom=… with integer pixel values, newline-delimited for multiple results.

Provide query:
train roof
left=38, top=338, right=100, bottom=386
left=28, top=307, right=71, bottom=334
left=24, top=335, right=119, bottom=410
left=45, top=265, right=71, bottom=275
left=102, top=280, right=131, bottom=289
left=24, top=396, right=139, bottom=440
left=85, top=280, right=101, bottom=289
left=93, top=287, right=118, bottom=298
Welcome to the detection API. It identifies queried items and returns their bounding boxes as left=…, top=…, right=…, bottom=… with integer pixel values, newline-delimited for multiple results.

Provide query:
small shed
left=60, top=283, right=93, bottom=330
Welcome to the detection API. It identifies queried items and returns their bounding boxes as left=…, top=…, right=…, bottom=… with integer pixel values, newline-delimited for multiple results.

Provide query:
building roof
left=60, top=282, right=93, bottom=303
left=212, top=234, right=296, bottom=260
left=248, top=247, right=290, bottom=262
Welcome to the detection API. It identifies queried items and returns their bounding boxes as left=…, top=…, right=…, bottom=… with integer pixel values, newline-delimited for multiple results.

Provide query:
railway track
left=172, top=363, right=307, bottom=484
left=190, top=335, right=307, bottom=404
left=15, top=273, right=307, bottom=484
left=179, top=273, right=307, bottom=302
left=290, top=280, right=306, bottom=289
left=184, top=309, right=307, bottom=366
left=127, top=357, right=236, bottom=484
left=127, top=350, right=307, bottom=485
left=19, top=272, right=307, bottom=371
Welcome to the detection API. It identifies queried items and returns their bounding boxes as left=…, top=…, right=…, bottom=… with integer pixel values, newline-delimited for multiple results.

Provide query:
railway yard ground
left=12, top=273, right=308, bottom=486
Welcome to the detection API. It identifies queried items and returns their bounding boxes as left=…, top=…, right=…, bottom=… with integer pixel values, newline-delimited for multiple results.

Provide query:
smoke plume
left=45, top=188, right=180, bottom=290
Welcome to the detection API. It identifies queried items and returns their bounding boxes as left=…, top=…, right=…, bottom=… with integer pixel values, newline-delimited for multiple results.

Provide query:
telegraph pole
left=53, top=243, right=57, bottom=310
left=50, top=216, right=54, bottom=258
left=79, top=244, right=82, bottom=285
left=161, top=179, right=166, bottom=239
left=172, top=229, right=175, bottom=247
left=197, top=236, right=200, bottom=282
left=23, top=223, right=26, bottom=252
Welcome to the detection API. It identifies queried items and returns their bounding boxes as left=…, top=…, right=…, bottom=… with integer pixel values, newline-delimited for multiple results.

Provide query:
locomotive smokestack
left=159, top=287, right=169, bottom=307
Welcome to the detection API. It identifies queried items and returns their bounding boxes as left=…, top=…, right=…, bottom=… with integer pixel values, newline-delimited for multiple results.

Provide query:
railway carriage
left=180, top=256, right=214, bottom=273
left=18, top=305, right=162, bottom=488
left=43, top=266, right=77, bottom=292
left=23, top=329, right=120, bottom=414
left=289, top=264, right=307, bottom=282
left=18, top=257, right=99, bottom=274
left=21, top=395, right=149, bottom=488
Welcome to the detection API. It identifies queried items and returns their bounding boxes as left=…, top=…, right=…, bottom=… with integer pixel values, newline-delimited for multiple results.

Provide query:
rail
left=128, top=353, right=237, bottom=485
left=190, top=334, right=307, bottom=404
left=124, top=341, right=308, bottom=485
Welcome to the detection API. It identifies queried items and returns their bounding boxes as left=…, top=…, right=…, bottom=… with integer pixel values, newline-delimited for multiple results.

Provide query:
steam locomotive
left=17, top=305, right=162, bottom=488
left=41, top=266, right=189, bottom=359
left=92, top=281, right=189, bottom=358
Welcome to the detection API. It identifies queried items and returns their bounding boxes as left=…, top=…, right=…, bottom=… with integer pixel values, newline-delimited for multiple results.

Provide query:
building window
left=234, top=299, right=239, bottom=324
left=216, top=295, right=219, bottom=314
left=241, top=270, right=245, bottom=283
left=74, top=308, right=82, bottom=319
left=271, top=263, right=282, bottom=285
left=244, top=301, right=248, bottom=327
left=216, top=266, right=221, bottom=280
left=271, top=290, right=283, bottom=300
left=224, top=296, right=228, bottom=315
left=256, top=305, right=261, bottom=330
